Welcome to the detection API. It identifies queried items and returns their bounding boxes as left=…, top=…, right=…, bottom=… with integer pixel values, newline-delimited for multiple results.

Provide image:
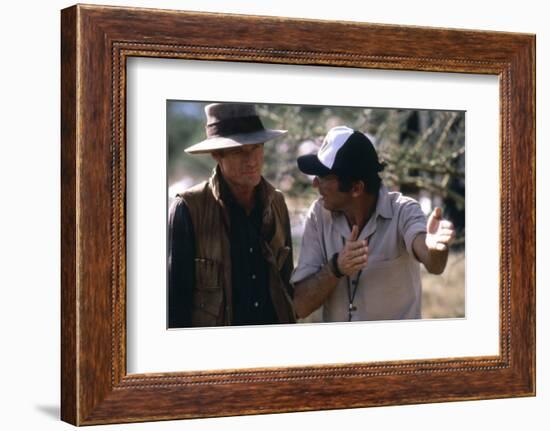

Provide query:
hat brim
left=185, top=129, right=287, bottom=154
left=297, top=154, right=332, bottom=176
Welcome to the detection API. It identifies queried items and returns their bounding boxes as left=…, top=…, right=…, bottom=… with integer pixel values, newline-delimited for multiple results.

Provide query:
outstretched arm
left=412, top=207, right=455, bottom=275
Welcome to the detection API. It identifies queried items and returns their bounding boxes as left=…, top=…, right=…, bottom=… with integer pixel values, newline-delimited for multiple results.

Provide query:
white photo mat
left=126, top=58, right=499, bottom=373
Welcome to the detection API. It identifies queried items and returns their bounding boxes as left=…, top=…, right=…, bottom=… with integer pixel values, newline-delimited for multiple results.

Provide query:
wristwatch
left=329, top=252, right=344, bottom=278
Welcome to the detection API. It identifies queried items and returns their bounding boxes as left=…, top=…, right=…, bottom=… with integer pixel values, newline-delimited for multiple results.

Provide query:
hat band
left=206, top=115, right=265, bottom=138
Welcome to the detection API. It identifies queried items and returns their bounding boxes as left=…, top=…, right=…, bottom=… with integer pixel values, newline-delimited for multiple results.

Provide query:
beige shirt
left=291, top=186, right=427, bottom=322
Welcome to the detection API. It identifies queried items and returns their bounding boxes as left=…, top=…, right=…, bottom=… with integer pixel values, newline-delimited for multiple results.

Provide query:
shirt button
left=251, top=274, right=256, bottom=280
left=249, top=247, right=253, bottom=253
left=254, top=301, right=259, bottom=308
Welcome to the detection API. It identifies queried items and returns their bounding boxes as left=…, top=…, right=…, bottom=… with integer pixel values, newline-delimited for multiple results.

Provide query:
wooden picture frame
left=61, top=4, right=535, bottom=425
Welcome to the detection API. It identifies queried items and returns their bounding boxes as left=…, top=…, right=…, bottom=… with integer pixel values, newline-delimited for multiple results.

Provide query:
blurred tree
left=167, top=102, right=465, bottom=247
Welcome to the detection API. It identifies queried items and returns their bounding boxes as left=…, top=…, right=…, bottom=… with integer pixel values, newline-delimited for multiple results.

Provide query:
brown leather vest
left=180, top=169, right=296, bottom=326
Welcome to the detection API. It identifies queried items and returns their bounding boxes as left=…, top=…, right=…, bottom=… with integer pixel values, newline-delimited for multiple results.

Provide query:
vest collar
left=209, top=165, right=278, bottom=248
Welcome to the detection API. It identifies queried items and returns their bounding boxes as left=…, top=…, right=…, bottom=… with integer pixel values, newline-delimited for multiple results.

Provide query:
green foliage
left=167, top=102, right=215, bottom=183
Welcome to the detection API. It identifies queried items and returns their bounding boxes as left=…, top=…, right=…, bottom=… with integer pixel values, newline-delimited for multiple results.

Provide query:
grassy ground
left=420, top=250, right=465, bottom=319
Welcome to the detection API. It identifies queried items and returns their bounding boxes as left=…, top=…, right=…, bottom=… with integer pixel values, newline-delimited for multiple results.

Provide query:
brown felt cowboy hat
left=184, top=103, right=287, bottom=154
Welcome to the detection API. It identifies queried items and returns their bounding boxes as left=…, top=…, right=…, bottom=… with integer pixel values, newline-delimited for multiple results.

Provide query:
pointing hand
left=425, top=207, right=456, bottom=252
left=337, top=225, right=369, bottom=276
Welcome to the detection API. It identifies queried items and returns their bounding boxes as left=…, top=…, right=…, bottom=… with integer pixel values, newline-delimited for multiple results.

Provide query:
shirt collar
left=331, top=184, right=393, bottom=240
left=210, top=165, right=278, bottom=240
left=377, top=185, right=394, bottom=219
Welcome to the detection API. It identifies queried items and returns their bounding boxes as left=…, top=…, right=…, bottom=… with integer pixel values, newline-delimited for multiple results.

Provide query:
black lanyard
left=341, top=236, right=364, bottom=322
left=346, top=269, right=363, bottom=322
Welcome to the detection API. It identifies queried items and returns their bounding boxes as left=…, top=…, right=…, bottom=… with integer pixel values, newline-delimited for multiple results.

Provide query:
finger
left=342, top=249, right=368, bottom=263
left=348, top=246, right=369, bottom=258
left=351, top=259, right=369, bottom=270
left=438, top=228, right=455, bottom=236
left=435, top=234, right=453, bottom=243
left=433, top=207, right=443, bottom=219
left=434, top=232, right=454, bottom=240
left=435, top=243, right=448, bottom=251
left=349, top=225, right=359, bottom=242
left=427, top=211, right=439, bottom=232
left=438, top=221, right=454, bottom=229
left=347, top=254, right=369, bottom=265
left=346, top=240, right=367, bottom=251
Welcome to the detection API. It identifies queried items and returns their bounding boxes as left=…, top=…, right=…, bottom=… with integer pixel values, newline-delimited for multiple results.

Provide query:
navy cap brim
left=297, top=154, right=332, bottom=176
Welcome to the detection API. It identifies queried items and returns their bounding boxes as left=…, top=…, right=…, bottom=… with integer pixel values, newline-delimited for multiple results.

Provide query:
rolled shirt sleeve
left=398, top=199, right=428, bottom=258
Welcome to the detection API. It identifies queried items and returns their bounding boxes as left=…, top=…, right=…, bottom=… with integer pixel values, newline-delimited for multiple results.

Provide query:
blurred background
left=167, top=101, right=465, bottom=321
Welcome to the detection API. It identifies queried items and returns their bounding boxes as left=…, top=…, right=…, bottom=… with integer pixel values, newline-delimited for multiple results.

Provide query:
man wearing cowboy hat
left=168, top=103, right=296, bottom=328
left=291, top=126, right=456, bottom=322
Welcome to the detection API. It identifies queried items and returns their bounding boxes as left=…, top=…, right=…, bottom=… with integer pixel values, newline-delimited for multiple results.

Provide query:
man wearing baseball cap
left=168, top=103, right=295, bottom=328
left=292, top=126, right=455, bottom=322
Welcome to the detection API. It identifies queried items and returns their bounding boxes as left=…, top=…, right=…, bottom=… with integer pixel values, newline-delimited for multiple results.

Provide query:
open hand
left=425, top=207, right=456, bottom=252
left=337, top=225, right=369, bottom=276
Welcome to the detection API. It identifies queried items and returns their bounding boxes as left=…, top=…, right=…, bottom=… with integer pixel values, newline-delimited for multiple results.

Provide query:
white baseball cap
left=297, top=126, right=384, bottom=177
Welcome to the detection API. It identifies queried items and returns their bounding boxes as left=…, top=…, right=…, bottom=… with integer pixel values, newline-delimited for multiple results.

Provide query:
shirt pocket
left=192, top=258, right=224, bottom=324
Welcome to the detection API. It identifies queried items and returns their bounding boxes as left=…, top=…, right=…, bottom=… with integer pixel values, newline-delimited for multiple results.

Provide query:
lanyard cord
left=346, top=269, right=363, bottom=322
left=342, top=236, right=363, bottom=322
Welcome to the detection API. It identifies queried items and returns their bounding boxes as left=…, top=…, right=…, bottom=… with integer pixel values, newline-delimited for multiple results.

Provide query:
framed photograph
left=61, top=4, right=535, bottom=425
